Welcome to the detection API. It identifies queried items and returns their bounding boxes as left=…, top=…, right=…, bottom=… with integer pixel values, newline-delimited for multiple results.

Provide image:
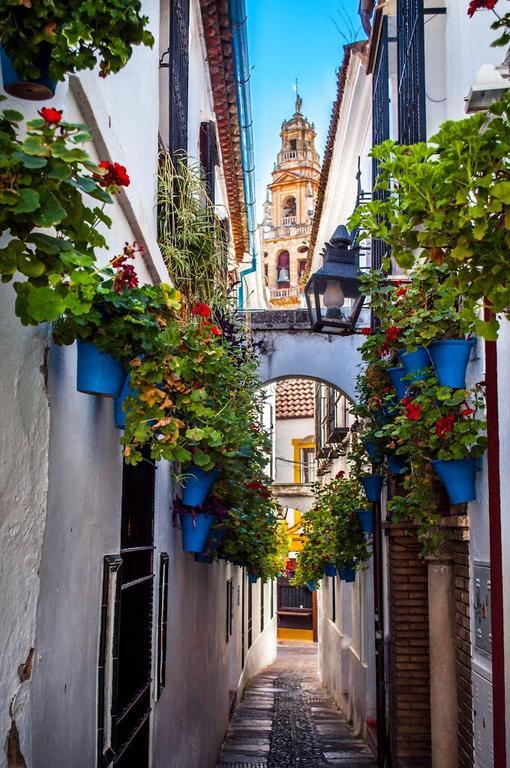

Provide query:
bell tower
left=261, top=91, right=321, bottom=307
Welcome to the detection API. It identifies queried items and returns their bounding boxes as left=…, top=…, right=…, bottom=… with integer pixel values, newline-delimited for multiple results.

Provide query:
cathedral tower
left=260, top=92, right=321, bottom=307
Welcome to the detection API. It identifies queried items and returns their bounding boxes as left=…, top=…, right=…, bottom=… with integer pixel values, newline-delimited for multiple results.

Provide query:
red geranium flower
left=360, top=328, right=372, bottom=335
left=111, top=241, right=140, bottom=293
left=209, top=325, right=222, bottom=336
left=460, top=406, right=474, bottom=417
left=435, top=414, right=456, bottom=437
left=385, top=326, right=401, bottom=344
left=95, top=160, right=130, bottom=189
left=468, top=0, right=497, bottom=16
left=405, top=401, right=422, bottom=421
left=335, top=470, right=345, bottom=479
left=396, top=287, right=407, bottom=297
left=192, top=303, right=211, bottom=318
left=39, top=107, right=63, bottom=124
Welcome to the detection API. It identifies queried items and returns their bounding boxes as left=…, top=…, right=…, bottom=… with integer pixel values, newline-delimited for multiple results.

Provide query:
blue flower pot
left=363, top=439, right=380, bottom=463
left=356, top=508, right=373, bottom=534
left=179, top=512, right=215, bottom=553
left=339, top=566, right=356, bottom=583
left=182, top=465, right=220, bottom=507
left=429, top=338, right=476, bottom=389
left=306, top=581, right=319, bottom=592
left=249, top=573, right=259, bottom=584
left=0, top=45, right=56, bottom=100
left=194, top=553, right=214, bottom=564
left=76, top=341, right=125, bottom=398
left=361, top=474, right=384, bottom=502
left=114, top=375, right=133, bottom=429
left=388, top=367, right=408, bottom=400
left=398, top=347, right=431, bottom=382
left=324, top=563, right=338, bottom=577
left=431, top=458, right=477, bottom=505
left=387, top=455, right=407, bottom=475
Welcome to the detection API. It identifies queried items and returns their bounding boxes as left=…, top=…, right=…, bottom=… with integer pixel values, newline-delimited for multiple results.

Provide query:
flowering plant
left=0, top=0, right=154, bottom=82
left=350, top=93, right=510, bottom=340
left=292, top=475, right=372, bottom=587
left=0, top=104, right=120, bottom=325
left=53, top=247, right=182, bottom=364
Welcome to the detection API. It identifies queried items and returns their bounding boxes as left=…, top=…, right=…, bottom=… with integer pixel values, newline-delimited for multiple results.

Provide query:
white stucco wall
left=275, top=416, right=314, bottom=485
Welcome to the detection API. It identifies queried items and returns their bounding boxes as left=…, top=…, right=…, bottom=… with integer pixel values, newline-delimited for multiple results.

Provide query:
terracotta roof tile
left=275, top=379, right=315, bottom=419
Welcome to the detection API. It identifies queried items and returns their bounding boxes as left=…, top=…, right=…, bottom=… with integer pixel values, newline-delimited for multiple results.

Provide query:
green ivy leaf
left=12, top=152, right=48, bottom=169
left=21, top=135, right=50, bottom=157
left=26, top=286, right=66, bottom=322
left=185, top=427, right=205, bottom=441
left=33, top=192, right=66, bottom=227
left=492, top=181, right=510, bottom=204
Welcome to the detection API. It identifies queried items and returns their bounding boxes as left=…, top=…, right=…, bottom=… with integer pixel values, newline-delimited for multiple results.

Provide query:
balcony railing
left=282, top=216, right=296, bottom=226
left=269, top=287, right=302, bottom=301
left=263, top=222, right=311, bottom=241
left=282, top=150, right=297, bottom=160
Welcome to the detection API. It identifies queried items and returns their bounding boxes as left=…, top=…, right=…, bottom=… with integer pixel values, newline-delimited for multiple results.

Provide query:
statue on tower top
left=294, top=78, right=302, bottom=114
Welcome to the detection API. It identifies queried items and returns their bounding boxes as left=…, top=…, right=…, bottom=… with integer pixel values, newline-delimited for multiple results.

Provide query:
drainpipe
left=484, top=307, right=507, bottom=767
left=228, top=0, right=258, bottom=309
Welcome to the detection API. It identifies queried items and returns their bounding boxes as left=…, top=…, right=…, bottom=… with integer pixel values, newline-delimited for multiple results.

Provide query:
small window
left=300, top=447, right=315, bottom=483
left=282, top=196, right=296, bottom=220
left=276, top=250, right=290, bottom=287
left=289, top=139, right=297, bottom=151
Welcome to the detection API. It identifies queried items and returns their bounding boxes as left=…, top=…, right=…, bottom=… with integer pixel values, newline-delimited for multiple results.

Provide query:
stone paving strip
left=217, top=644, right=376, bottom=768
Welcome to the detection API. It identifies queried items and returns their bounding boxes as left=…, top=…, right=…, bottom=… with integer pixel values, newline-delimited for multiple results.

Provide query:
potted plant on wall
left=0, top=0, right=154, bottom=100
left=53, top=246, right=182, bottom=397
left=0, top=106, right=124, bottom=326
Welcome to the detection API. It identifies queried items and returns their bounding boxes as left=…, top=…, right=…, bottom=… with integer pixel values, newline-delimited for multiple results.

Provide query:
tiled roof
left=276, top=379, right=315, bottom=419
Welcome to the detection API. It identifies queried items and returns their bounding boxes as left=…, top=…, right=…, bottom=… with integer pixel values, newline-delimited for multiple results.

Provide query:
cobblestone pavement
left=217, top=643, right=376, bottom=768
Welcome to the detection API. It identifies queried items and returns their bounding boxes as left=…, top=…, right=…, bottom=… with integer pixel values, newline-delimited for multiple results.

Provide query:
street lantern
left=304, top=224, right=365, bottom=334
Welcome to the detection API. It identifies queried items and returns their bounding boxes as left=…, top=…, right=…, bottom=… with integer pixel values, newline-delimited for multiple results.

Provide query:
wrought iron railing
left=397, top=0, right=426, bottom=145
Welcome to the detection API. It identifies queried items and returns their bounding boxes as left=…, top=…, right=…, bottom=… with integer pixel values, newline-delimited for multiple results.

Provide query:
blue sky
left=246, top=0, right=363, bottom=221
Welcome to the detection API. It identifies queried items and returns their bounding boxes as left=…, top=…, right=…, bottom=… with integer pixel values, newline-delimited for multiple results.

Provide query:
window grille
left=169, top=0, right=190, bottom=157
left=199, top=120, right=219, bottom=204
left=226, top=578, right=234, bottom=643
left=372, top=16, right=391, bottom=270
left=157, top=553, right=169, bottom=699
left=397, top=0, right=426, bottom=146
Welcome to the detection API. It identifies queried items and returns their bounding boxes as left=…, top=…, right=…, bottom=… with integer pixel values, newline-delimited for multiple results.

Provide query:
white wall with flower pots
left=0, top=2, right=278, bottom=767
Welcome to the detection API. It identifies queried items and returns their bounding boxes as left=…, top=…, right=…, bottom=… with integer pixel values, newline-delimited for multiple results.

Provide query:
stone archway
left=248, top=308, right=361, bottom=403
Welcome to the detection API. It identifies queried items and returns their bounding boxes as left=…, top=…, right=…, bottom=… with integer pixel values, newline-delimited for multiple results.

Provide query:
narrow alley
left=217, top=644, right=376, bottom=767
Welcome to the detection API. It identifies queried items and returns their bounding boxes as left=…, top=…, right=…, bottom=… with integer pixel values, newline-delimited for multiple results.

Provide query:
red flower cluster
left=381, top=325, right=402, bottom=356
left=192, top=303, right=211, bottom=318
left=360, top=327, right=373, bottom=336
left=402, top=397, right=422, bottom=421
left=110, top=241, right=140, bottom=293
left=335, top=470, right=345, bottom=479
left=96, top=160, right=130, bottom=189
left=460, top=406, right=474, bottom=417
left=396, top=287, right=407, bottom=298
left=245, top=479, right=271, bottom=498
left=435, top=415, right=455, bottom=438
left=468, top=0, right=497, bottom=16
left=209, top=325, right=222, bottom=336
left=38, top=107, right=63, bottom=124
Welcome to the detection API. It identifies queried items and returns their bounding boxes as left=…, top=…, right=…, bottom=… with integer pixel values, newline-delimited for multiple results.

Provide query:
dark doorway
left=277, top=574, right=315, bottom=642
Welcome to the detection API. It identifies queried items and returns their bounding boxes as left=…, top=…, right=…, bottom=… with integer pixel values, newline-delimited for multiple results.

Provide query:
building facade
left=260, top=95, right=321, bottom=307
left=0, top=2, right=277, bottom=767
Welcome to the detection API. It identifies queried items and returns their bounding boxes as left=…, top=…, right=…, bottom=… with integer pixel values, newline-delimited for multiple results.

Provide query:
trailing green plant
left=350, top=92, right=510, bottom=339
left=158, top=151, right=231, bottom=312
left=293, top=474, right=372, bottom=587
left=0, top=104, right=127, bottom=325
left=0, top=0, right=154, bottom=82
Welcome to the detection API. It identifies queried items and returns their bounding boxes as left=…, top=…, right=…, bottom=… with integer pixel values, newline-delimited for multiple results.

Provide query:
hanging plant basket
left=76, top=341, right=126, bottom=398
left=386, top=455, right=407, bottom=476
left=356, top=508, right=373, bottom=534
left=114, top=375, right=132, bottom=429
left=179, top=511, right=215, bottom=553
left=398, top=347, right=431, bottom=382
left=0, top=45, right=56, bottom=100
left=388, top=366, right=408, bottom=401
left=429, top=338, right=476, bottom=389
left=339, top=565, right=356, bottom=583
left=182, top=465, right=220, bottom=507
left=324, top=563, right=338, bottom=577
left=431, top=458, right=477, bottom=505
left=248, top=573, right=259, bottom=584
left=362, top=439, right=380, bottom=464
left=361, top=474, right=384, bottom=503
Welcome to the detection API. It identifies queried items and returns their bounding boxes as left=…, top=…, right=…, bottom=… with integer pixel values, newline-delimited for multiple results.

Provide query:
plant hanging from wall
left=158, top=151, right=231, bottom=312
left=0, top=0, right=154, bottom=86
left=350, top=92, right=510, bottom=339
left=0, top=104, right=125, bottom=325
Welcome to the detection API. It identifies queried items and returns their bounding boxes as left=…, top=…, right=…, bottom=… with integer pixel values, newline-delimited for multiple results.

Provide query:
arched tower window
left=276, top=250, right=290, bottom=287
left=282, top=196, right=296, bottom=224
